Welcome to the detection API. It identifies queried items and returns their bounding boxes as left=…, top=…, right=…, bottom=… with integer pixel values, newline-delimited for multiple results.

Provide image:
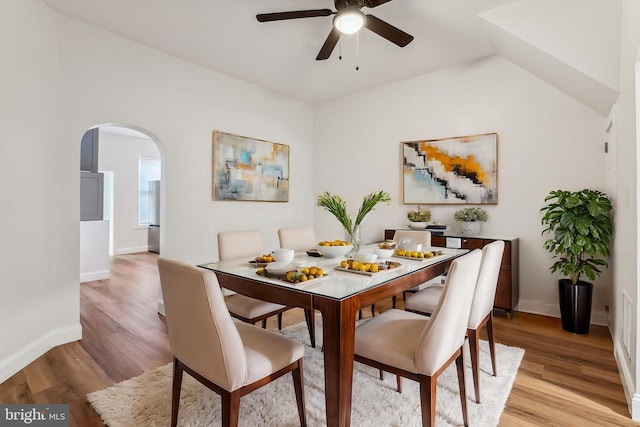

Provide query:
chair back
left=278, top=227, right=317, bottom=251
left=468, top=240, right=505, bottom=329
left=392, top=230, right=431, bottom=248
left=218, top=230, right=264, bottom=261
left=415, top=250, right=482, bottom=375
left=158, top=258, right=247, bottom=391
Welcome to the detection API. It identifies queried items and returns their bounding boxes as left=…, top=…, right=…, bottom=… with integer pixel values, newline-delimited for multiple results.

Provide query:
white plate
left=265, top=262, right=296, bottom=273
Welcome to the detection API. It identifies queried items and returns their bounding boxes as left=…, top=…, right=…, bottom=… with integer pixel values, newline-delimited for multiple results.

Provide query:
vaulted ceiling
left=43, top=0, right=620, bottom=114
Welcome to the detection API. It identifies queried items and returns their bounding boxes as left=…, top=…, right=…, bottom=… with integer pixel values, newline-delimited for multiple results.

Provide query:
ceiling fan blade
left=316, top=27, right=341, bottom=60
left=362, top=0, right=394, bottom=8
left=257, top=9, right=333, bottom=22
left=364, top=14, right=413, bottom=47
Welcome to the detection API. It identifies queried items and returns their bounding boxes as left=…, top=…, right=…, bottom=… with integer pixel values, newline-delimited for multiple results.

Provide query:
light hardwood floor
left=0, top=252, right=637, bottom=426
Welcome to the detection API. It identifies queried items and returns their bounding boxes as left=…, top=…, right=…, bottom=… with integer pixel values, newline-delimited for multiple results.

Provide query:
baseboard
left=0, top=323, right=82, bottom=384
left=80, top=270, right=110, bottom=283
left=614, top=340, right=635, bottom=418
left=517, top=298, right=608, bottom=326
left=115, top=246, right=149, bottom=255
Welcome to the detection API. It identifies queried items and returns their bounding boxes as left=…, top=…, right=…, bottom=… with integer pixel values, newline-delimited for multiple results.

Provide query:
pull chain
left=339, top=35, right=342, bottom=60
left=355, top=31, right=359, bottom=70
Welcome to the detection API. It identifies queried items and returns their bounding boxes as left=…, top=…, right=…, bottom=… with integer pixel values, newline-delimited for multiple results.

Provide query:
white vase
left=461, top=221, right=481, bottom=236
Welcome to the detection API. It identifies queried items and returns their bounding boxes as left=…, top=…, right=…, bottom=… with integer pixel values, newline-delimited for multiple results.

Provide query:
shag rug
left=88, top=318, right=524, bottom=426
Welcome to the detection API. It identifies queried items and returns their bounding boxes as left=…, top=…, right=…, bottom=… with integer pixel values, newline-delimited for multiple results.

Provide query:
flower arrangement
left=316, top=191, right=391, bottom=242
left=453, top=207, right=488, bottom=222
left=407, top=207, right=431, bottom=223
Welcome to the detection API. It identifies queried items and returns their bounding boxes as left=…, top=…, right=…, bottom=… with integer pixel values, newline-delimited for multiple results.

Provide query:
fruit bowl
left=316, top=244, right=352, bottom=258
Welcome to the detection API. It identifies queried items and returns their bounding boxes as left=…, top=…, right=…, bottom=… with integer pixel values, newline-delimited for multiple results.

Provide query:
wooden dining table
left=198, top=245, right=466, bottom=427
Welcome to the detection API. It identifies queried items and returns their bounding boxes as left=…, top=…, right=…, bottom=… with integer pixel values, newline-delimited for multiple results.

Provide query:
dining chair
left=404, top=240, right=505, bottom=404
left=278, top=226, right=317, bottom=251
left=390, top=229, right=434, bottom=308
left=218, top=230, right=290, bottom=331
left=354, top=249, right=482, bottom=427
left=277, top=226, right=318, bottom=348
left=158, top=258, right=307, bottom=427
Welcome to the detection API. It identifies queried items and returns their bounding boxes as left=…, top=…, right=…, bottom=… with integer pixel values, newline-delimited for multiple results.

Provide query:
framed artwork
left=402, top=133, right=498, bottom=204
left=212, top=130, right=289, bottom=202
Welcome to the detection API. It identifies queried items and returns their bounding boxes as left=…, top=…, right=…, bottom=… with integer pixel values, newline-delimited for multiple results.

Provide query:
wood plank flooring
left=0, top=252, right=636, bottom=426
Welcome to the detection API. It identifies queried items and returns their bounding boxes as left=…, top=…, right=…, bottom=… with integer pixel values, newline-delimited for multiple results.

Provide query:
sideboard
left=384, top=229, right=519, bottom=318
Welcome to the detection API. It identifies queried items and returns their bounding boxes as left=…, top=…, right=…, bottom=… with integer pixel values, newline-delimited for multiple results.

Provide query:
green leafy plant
left=453, top=207, right=488, bottom=222
left=407, top=207, right=431, bottom=222
left=540, top=189, right=612, bottom=284
left=316, top=190, right=391, bottom=236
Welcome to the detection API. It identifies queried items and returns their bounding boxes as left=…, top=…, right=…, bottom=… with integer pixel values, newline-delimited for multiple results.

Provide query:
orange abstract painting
left=402, top=133, right=497, bottom=204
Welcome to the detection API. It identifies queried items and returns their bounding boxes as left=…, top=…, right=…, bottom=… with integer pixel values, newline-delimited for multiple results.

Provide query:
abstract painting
left=402, top=133, right=498, bottom=204
left=212, top=131, right=289, bottom=202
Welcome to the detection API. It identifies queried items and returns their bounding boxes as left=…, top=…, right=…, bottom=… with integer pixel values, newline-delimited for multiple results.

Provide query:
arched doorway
left=80, top=123, right=164, bottom=283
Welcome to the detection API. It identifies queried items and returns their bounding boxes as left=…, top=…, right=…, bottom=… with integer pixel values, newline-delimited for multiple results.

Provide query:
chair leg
left=379, top=369, right=384, bottom=380
left=292, top=360, right=307, bottom=427
left=392, top=295, right=397, bottom=308
left=371, top=304, right=375, bottom=317
left=304, top=308, right=316, bottom=348
left=358, top=309, right=363, bottom=320
left=221, top=390, right=241, bottom=427
left=418, top=374, right=436, bottom=427
left=468, top=328, right=481, bottom=404
left=277, top=313, right=283, bottom=330
left=486, top=312, right=497, bottom=377
left=396, top=375, right=402, bottom=393
left=455, top=350, right=469, bottom=427
left=261, top=319, right=267, bottom=329
left=171, top=358, right=183, bottom=427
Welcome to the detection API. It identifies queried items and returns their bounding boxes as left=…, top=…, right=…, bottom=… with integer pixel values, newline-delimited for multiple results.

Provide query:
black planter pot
left=558, top=279, right=593, bottom=334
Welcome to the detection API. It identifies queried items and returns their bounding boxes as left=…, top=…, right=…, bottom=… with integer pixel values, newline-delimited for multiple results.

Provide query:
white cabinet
left=80, top=220, right=110, bottom=283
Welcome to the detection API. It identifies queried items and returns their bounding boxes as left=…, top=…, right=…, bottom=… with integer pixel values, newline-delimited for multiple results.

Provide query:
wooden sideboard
left=384, top=229, right=519, bottom=318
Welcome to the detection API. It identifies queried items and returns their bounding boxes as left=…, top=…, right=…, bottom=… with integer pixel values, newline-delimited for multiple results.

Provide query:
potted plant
left=407, top=207, right=431, bottom=229
left=453, top=207, right=488, bottom=236
left=540, top=189, right=613, bottom=334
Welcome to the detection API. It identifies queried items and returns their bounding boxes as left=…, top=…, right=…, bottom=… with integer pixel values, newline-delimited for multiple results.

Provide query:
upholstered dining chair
left=354, top=249, right=482, bottom=427
left=158, top=258, right=307, bottom=427
left=404, top=240, right=505, bottom=404
left=278, top=227, right=318, bottom=348
left=390, top=229, right=434, bottom=308
left=218, top=230, right=289, bottom=330
left=278, top=226, right=317, bottom=251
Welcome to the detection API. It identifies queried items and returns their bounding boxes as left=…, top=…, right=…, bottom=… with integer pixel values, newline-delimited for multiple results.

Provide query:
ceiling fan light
left=334, top=11, right=364, bottom=34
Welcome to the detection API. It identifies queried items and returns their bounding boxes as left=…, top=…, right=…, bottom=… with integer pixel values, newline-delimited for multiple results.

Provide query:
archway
left=79, top=123, right=164, bottom=284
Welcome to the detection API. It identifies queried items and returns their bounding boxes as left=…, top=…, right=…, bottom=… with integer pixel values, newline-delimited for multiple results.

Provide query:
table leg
left=315, top=297, right=360, bottom=427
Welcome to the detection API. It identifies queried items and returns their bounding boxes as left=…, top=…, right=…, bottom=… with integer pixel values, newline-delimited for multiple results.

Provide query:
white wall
left=314, top=55, right=610, bottom=322
left=614, top=0, right=640, bottom=418
left=0, top=1, right=314, bottom=382
left=98, top=130, right=160, bottom=255
left=0, top=0, right=81, bottom=382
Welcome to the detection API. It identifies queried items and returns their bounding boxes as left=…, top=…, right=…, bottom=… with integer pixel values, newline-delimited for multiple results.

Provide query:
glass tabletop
left=198, top=244, right=467, bottom=300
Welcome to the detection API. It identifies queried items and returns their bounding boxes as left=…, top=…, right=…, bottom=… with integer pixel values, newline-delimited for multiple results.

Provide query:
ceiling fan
left=256, top=0, right=414, bottom=60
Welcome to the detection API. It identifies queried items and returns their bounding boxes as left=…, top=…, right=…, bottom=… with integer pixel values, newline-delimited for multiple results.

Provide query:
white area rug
left=88, top=319, right=524, bottom=426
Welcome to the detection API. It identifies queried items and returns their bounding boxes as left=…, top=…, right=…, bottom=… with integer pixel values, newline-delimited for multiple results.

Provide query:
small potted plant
left=407, top=207, right=431, bottom=229
left=453, top=207, right=488, bottom=236
left=540, top=189, right=612, bottom=334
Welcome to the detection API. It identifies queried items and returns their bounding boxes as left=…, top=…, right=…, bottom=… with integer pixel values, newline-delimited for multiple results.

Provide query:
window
left=138, top=158, right=161, bottom=225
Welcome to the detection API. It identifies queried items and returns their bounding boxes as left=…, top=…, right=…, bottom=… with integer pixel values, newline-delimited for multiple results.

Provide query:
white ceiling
left=43, top=0, right=518, bottom=104
left=43, top=0, right=621, bottom=114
